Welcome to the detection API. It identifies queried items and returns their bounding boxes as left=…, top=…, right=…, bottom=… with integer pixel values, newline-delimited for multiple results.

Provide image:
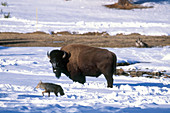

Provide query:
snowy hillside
left=0, top=46, right=170, bottom=112
left=0, top=0, right=170, bottom=35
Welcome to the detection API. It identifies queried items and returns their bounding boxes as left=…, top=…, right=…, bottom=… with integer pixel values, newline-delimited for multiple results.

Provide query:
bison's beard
left=53, top=69, right=61, bottom=78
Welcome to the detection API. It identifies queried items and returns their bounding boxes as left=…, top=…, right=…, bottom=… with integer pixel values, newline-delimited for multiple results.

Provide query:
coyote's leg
left=42, top=91, right=49, bottom=96
left=42, top=91, right=45, bottom=96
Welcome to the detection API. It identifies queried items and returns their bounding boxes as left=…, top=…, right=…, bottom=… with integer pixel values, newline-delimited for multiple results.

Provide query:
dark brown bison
left=47, top=44, right=117, bottom=88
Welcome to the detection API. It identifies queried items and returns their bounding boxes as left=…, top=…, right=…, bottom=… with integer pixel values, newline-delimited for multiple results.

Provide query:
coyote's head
left=36, top=81, right=43, bottom=89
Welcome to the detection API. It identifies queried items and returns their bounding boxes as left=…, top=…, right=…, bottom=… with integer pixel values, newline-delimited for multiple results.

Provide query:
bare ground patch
left=0, top=32, right=170, bottom=47
left=104, top=3, right=153, bottom=10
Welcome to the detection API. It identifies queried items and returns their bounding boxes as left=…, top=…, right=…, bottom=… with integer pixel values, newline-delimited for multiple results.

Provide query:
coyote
left=36, top=81, right=64, bottom=97
left=135, top=38, right=149, bottom=48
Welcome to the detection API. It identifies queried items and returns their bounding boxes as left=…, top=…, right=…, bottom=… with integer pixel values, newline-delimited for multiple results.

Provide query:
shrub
left=1, top=2, right=8, bottom=6
left=4, top=12, right=10, bottom=18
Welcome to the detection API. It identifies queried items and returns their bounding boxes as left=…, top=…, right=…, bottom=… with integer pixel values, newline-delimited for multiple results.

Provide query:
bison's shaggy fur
left=48, top=44, right=117, bottom=88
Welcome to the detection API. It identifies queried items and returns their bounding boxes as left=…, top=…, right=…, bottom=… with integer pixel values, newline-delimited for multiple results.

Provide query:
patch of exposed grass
left=104, top=3, right=153, bottom=10
left=0, top=32, right=170, bottom=47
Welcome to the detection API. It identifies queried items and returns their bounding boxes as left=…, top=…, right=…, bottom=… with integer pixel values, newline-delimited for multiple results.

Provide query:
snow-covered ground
left=0, top=0, right=170, bottom=35
left=0, top=0, right=170, bottom=112
left=0, top=46, right=170, bottom=113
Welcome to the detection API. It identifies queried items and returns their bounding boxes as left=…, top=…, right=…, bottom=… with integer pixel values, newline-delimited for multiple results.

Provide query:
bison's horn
left=62, top=51, right=67, bottom=59
left=47, top=51, right=50, bottom=59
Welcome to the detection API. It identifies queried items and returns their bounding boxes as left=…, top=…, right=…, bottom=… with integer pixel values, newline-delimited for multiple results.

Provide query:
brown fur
left=36, top=81, right=64, bottom=97
left=61, top=44, right=117, bottom=88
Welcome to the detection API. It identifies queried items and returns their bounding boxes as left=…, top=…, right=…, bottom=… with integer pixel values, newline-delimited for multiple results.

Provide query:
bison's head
left=47, top=50, right=70, bottom=78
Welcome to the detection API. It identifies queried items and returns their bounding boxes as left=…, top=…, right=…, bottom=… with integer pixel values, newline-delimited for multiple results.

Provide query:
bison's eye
left=50, top=60, right=54, bottom=63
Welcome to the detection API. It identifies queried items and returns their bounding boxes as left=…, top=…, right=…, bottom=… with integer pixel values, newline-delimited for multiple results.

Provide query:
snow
left=0, top=0, right=170, bottom=35
left=0, top=0, right=170, bottom=112
left=0, top=46, right=170, bottom=113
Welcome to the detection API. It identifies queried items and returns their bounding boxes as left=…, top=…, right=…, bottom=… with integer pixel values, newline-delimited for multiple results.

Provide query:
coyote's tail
left=59, top=87, right=65, bottom=96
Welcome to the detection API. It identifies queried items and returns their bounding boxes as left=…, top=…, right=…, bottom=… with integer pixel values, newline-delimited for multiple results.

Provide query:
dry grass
left=104, top=3, right=153, bottom=10
left=0, top=31, right=170, bottom=47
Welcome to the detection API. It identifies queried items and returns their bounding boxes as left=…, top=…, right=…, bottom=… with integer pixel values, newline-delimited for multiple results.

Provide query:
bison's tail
left=112, top=62, right=116, bottom=76
left=112, top=53, right=117, bottom=76
left=114, top=67, right=116, bottom=75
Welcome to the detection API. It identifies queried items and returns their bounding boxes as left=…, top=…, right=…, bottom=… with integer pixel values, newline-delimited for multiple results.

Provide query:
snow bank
left=0, top=0, right=170, bottom=35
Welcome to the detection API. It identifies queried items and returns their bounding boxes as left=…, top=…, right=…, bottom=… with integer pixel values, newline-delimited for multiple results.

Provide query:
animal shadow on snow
left=115, top=83, right=170, bottom=88
left=0, top=93, right=8, bottom=98
left=17, top=94, right=42, bottom=99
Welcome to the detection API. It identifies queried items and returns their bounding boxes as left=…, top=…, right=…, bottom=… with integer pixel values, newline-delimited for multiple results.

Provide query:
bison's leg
left=104, top=74, right=113, bottom=88
left=98, top=63, right=114, bottom=88
left=70, top=70, right=86, bottom=84
left=54, top=92, right=58, bottom=97
left=72, top=75, right=86, bottom=84
left=48, top=92, right=50, bottom=97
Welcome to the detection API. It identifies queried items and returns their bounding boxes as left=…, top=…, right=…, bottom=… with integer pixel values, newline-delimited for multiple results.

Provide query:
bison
left=47, top=44, right=117, bottom=88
